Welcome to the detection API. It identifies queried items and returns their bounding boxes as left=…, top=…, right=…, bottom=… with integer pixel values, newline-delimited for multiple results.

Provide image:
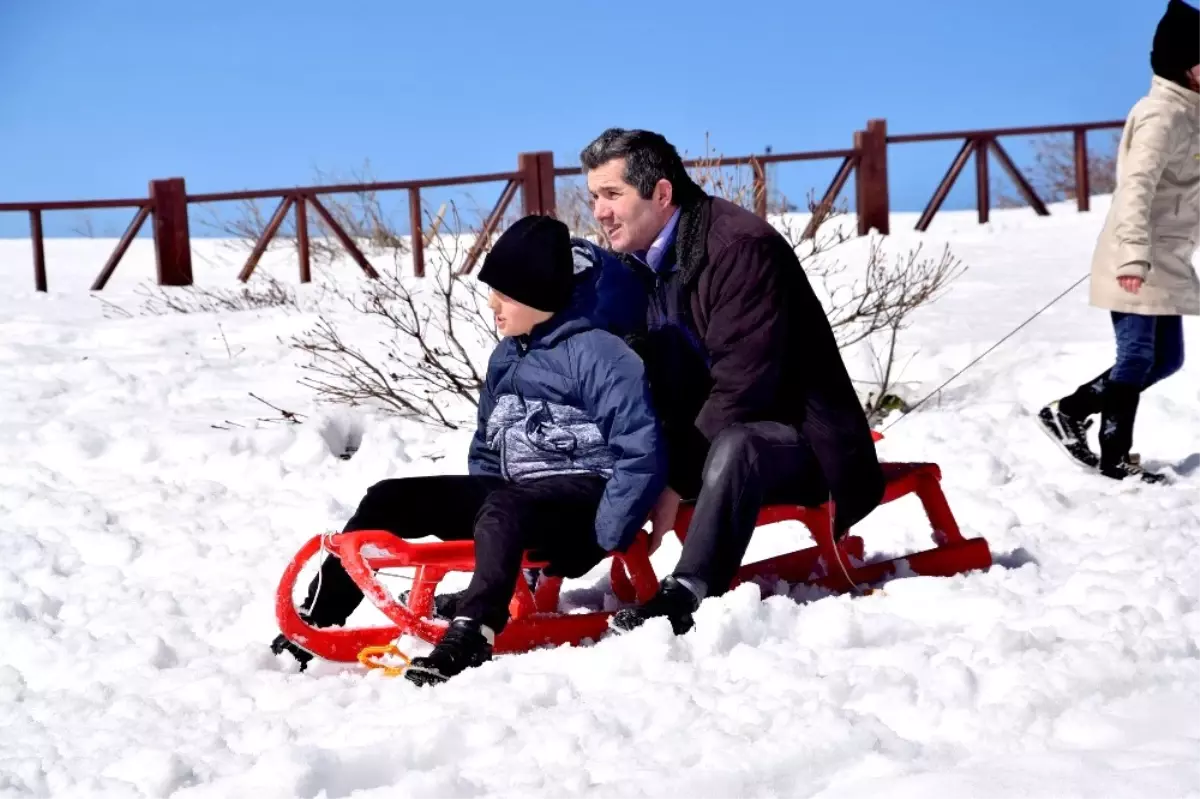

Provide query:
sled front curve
left=276, top=530, right=661, bottom=663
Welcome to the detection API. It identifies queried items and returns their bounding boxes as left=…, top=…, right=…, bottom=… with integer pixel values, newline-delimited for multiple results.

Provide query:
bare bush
left=995, top=132, right=1118, bottom=209
left=289, top=223, right=498, bottom=430
left=825, top=239, right=963, bottom=351
left=555, top=180, right=604, bottom=242
left=777, top=202, right=965, bottom=349
left=70, top=212, right=127, bottom=238
left=861, top=317, right=916, bottom=426
left=773, top=199, right=965, bottom=419
left=195, top=160, right=409, bottom=271
left=72, top=214, right=97, bottom=238
left=96, top=273, right=310, bottom=318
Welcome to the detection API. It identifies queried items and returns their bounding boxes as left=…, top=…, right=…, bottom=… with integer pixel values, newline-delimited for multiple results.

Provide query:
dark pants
left=1058, top=312, right=1185, bottom=462
left=672, top=422, right=827, bottom=597
left=300, top=474, right=607, bottom=633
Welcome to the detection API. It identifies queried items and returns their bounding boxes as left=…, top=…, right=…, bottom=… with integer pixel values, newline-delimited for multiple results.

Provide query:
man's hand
left=1118, top=275, right=1144, bottom=295
left=647, top=486, right=682, bottom=555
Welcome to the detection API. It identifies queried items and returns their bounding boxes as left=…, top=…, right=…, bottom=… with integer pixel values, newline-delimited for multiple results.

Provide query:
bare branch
left=288, top=229, right=497, bottom=429
left=130, top=272, right=311, bottom=316
left=249, top=392, right=304, bottom=423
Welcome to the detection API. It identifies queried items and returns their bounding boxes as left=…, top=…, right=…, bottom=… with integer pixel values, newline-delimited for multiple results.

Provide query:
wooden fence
left=0, top=117, right=1123, bottom=291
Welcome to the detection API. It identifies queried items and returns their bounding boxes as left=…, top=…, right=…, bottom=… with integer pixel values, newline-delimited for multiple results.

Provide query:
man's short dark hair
left=580, top=128, right=701, bottom=204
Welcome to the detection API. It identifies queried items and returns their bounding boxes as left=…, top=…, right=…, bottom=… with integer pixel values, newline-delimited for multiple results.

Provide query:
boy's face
left=486, top=289, right=553, bottom=337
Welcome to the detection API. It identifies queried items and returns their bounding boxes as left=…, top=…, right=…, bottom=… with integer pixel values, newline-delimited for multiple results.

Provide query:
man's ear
left=654, top=178, right=673, bottom=209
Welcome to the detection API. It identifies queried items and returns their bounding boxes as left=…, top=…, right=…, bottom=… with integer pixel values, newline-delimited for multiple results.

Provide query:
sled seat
left=275, top=461, right=990, bottom=663
left=671, top=461, right=991, bottom=596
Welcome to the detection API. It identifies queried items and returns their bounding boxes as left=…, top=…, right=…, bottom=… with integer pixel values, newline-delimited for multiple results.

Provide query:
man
left=580, top=128, right=886, bottom=634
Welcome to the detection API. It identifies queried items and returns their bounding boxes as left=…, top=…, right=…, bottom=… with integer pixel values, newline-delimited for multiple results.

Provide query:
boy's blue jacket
left=467, top=240, right=664, bottom=552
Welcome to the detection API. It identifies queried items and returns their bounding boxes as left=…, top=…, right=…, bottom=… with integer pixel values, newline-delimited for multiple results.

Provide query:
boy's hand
left=647, top=487, right=682, bottom=555
left=1118, top=276, right=1144, bottom=295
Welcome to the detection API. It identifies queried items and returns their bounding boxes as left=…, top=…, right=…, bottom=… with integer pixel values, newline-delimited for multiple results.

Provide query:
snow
left=1, top=199, right=1198, bottom=799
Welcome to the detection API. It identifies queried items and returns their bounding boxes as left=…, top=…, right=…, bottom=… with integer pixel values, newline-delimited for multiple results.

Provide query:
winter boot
left=1101, top=452, right=1168, bottom=484
left=609, top=575, right=701, bottom=635
left=1037, top=371, right=1107, bottom=470
left=1098, top=381, right=1165, bottom=484
left=404, top=618, right=495, bottom=687
left=270, top=632, right=315, bottom=671
left=1058, top=370, right=1108, bottom=418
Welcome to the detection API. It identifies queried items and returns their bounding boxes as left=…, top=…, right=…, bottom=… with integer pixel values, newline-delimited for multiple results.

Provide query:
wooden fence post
left=1074, top=129, right=1091, bottom=212
left=855, top=118, right=890, bottom=236
left=518, top=151, right=557, bottom=217
left=150, top=177, right=193, bottom=286
left=30, top=210, right=47, bottom=292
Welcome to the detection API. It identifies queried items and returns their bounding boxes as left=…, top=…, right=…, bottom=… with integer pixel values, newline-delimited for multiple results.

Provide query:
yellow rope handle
left=357, top=643, right=412, bottom=677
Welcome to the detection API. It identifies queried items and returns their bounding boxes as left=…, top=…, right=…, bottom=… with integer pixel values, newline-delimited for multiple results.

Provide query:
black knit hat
left=478, top=215, right=575, bottom=313
left=1151, top=0, right=1199, bottom=87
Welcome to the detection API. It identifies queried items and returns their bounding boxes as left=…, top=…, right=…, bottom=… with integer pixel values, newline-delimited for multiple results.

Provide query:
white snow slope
left=1, top=199, right=1198, bottom=799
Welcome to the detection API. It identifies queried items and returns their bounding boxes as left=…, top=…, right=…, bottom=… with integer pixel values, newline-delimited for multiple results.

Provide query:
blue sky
left=0, top=0, right=1169, bottom=237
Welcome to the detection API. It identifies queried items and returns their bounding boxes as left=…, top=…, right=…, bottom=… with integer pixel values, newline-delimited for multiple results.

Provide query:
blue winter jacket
left=567, top=238, right=647, bottom=339
left=466, top=270, right=665, bottom=552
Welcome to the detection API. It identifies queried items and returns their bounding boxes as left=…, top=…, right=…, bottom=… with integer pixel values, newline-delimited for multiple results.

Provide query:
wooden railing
left=0, top=117, right=1124, bottom=291
left=885, top=120, right=1124, bottom=230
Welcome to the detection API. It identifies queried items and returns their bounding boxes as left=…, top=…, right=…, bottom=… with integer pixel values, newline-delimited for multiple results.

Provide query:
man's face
left=586, top=157, right=674, bottom=253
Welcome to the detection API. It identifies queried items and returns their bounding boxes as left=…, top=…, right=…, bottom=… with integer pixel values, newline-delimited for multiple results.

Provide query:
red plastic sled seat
left=275, top=456, right=991, bottom=664
left=703, top=461, right=992, bottom=595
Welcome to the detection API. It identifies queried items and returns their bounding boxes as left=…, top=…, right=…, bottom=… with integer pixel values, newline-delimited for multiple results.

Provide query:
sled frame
left=275, top=461, right=991, bottom=663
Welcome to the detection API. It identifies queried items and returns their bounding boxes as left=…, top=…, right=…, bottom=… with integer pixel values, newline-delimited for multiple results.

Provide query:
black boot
left=1038, top=371, right=1107, bottom=470
left=1057, top=370, right=1108, bottom=418
left=404, top=618, right=494, bottom=687
left=270, top=632, right=314, bottom=671
left=1098, top=381, right=1165, bottom=484
left=609, top=575, right=701, bottom=635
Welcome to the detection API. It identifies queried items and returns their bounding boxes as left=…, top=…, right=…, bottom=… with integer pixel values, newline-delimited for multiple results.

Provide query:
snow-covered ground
left=1, top=200, right=1198, bottom=799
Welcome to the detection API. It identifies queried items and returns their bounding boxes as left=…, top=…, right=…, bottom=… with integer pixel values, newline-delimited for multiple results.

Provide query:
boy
left=1039, top=0, right=1198, bottom=483
left=271, top=214, right=665, bottom=685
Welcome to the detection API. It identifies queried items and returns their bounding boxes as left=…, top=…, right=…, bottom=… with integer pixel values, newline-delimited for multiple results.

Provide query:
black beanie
left=1151, top=0, right=1199, bottom=87
left=478, top=215, right=575, bottom=313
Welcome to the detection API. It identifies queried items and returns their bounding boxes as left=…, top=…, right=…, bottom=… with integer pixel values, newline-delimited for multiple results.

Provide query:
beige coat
left=1090, top=76, right=1200, bottom=316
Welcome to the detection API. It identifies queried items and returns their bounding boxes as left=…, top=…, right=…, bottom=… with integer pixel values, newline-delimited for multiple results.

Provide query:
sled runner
left=275, top=451, right=991, bottom=666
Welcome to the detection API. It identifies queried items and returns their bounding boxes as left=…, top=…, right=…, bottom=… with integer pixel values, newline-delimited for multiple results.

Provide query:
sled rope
left=828, top=492, right=880, bottom=597
left=307, top=532, right=415, bottom=614
left=882, top=272, right=1088, bottom=432
left=303, top=530, right=343, bottom=613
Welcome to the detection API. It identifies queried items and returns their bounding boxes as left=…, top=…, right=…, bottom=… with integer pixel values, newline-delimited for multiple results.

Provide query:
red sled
left=275, top=449, right=991, bottom=665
